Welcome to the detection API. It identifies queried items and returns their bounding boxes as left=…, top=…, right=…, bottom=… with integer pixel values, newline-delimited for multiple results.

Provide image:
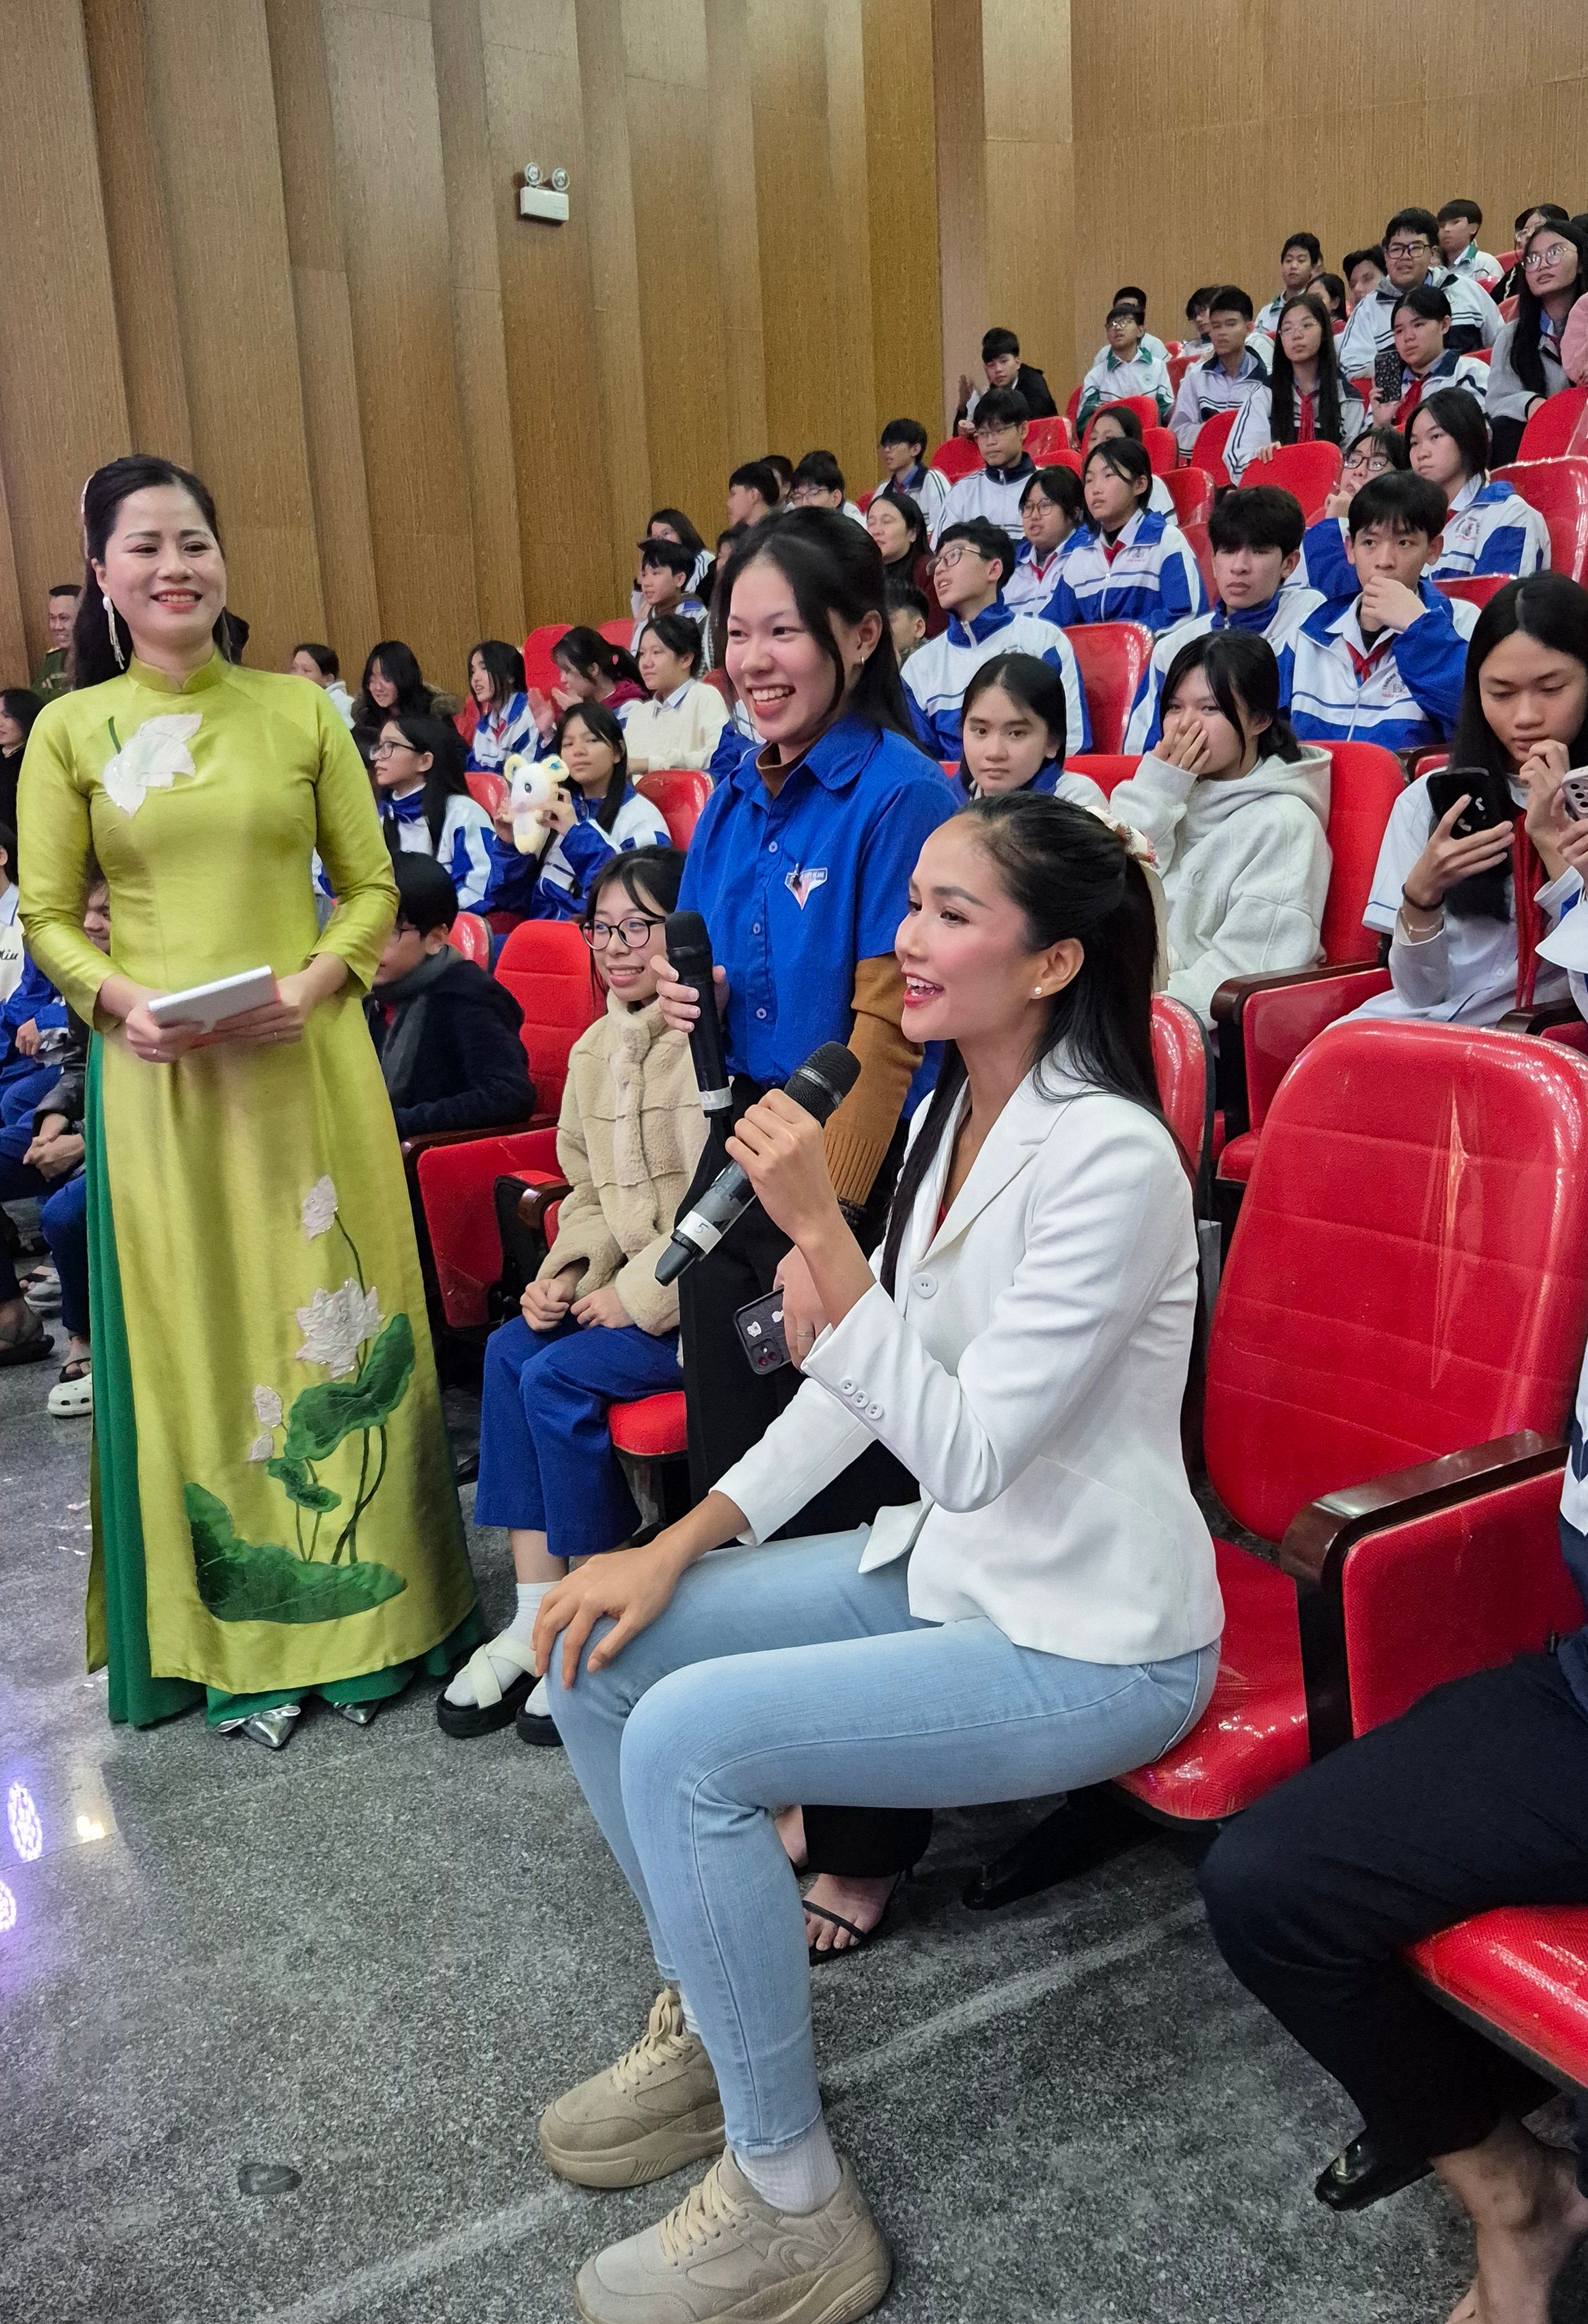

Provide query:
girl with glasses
left=478, top=700, right=668, bottom=925
left=1486, top=219, right=1588, bottom=465
left=372, top=713, right=494, bottom=909
left=439, top=845, right=705, bottom=1744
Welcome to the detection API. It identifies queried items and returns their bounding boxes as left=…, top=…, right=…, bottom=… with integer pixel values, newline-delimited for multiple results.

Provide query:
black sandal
left=434, top=1641, right=535, bottom=1738
left=804, top=1875, right=903, bottom=1965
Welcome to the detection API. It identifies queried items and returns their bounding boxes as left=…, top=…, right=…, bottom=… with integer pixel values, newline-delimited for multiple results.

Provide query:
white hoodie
left=1105, top=745, right=1333, bottom=1025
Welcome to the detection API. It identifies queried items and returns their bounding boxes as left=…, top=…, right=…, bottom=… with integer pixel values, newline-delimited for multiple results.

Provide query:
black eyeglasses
left=582, top=912, right=667, bottom=951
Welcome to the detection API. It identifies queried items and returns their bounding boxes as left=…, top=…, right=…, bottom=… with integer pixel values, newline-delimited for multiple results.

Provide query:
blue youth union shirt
left=678, top=713, right=955, bottom=1097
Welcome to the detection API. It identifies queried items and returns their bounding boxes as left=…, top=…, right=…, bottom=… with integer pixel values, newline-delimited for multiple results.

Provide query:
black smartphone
left=733, top=1290, right=791, bottom=1376
left=1426, top=766, right=1518, bottom=840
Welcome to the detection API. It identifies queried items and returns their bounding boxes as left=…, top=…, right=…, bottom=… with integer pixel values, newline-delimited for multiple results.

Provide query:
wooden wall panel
left=862, top=0, right=943, bottom=458
left=0, top=1, right=128, bottom=674
left=982, top=0, right=1070, bottom=396
left=748, top=0, right=843, bottom=472
left=824, top=0, right=879, bottom=499
left=932, top=0, right=988, bottom=437
left=704, top=0, right=769, bottom=475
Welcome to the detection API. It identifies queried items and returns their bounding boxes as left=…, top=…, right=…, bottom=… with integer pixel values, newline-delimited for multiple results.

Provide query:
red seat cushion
left=609, top=1392, right=688, bottom=1458
left=1113, top=1539, right=1307, bottom=1821
left=1215, top=1129, right=1259, bottom=1184
left=1409, top=1908, right=1588, bottom=2085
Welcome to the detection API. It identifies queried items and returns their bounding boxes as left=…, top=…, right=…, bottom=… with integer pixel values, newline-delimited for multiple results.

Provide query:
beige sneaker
left=539, top=1988, right=726, bottom=2189
left=573, top=2148, right=891, bottom=2324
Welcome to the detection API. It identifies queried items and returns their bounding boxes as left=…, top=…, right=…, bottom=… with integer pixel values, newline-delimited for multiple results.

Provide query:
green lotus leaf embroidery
left=282, top=1313, right=416, bottom=1464
left=185, top=1485, right=406, bottom=1625
left=265, top=1455, right=341, bottom=1514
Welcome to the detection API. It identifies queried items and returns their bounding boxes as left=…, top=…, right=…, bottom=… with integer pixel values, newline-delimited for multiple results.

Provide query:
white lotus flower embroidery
left=247, top=1433, right=274, bottom=1463
left=301, top=1177, right=338, bottom=1239
left=252, top=1385, right=283, bottom=1429
left=295, top=1280, right=382, bottom=1380
left=100, top=714, right=203, bottom=817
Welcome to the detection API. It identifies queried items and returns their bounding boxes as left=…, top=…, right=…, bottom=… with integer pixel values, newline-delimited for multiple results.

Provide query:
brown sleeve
left=822, top=954, right=922, bottom=1207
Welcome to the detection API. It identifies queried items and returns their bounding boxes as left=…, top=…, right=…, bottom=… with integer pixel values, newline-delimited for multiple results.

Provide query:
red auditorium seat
left=1435, top=575, right=1511, bottom=611
left=493, top=921, right=602, bottom=1124
left=1166, top=353, right=1197, bottom=395
left=1024, top=417, right=1075, bottom=461
left=1143, top=426, right=1179, bottom=476
left=1163, top=469, right=1214, bottom=528
left=523, top=623, right=571, bottom=695
left=635, top=769, right=711, bottom=849
left=1410, top=1909, right=1588, bottom=2091
left=1180, top=518, right=1216, bottom=603
left=1062, top=623, right=1154, bottom=753
left=1240, top=440, right=1343, bottom=521
left=1118, top=1020, right=1588, bottom=1825
left=599, top=617, right=636, bottom=652
left=448, top=912, right=491, bottom=967
left=1515, top=386, right=1588, bottom=464
left=1065, top=383, right=1082, bottom=429
left=1493, top=458, right=1588, bottom=584
left=1081, top=397, right=1161, bottom=455
left=1188, top=410, right=1238, bottom=488
left=417, top=1128, right=563, bottom=1329
left=1063, top=752, right=1139, bottom=795
left=929, top=437, right=982, bottom=483
left=1210, top=741, right=1406, bottom=1187
left=465, top=768, right=506, bottom=817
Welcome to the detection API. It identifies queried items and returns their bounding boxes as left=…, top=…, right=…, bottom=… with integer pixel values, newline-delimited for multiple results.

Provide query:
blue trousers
left=549, top=1530, right=1219, bottom=2155
left=0, top=1063, right=58, bottom=1165
left=474, top=1312, right=683, bottom=1558
left=42, top=1173, right=88, bottom=1340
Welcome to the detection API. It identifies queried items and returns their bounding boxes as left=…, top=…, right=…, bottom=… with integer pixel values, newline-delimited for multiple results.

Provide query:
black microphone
left=664, top=911, right=732, bottom=1118
left=654, top=1042, right=860, bottom=1285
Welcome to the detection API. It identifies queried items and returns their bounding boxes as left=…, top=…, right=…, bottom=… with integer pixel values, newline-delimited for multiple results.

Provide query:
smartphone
left=733, top=1290, right=790, bottom=1376
left=1426, top=767, right=1517, bottom=841
left=1560, top=773, right=1588, bottom=823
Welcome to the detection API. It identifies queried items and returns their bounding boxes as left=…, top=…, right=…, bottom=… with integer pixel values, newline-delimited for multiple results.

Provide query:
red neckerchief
left=1297, top=394, right=1316, bottom=443
left=1344, top=630, right=1393, bottom=684
left=1513, top=821, right=1549, bottom=1005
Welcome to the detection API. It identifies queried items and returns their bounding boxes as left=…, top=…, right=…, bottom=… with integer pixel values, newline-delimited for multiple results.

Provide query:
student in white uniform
left=628, top=541, right=707, bottom=654
left=1226, top=291, right=1367, bottom=482
left=1168, top=286, right=1269, bottom=452
left=1252, top=233, right=1325, bottom=338
left=1347, top=574, right=1583, bottom=1028
left=1338, top=209, right=1501, bottom=384
left=1436, top=198, right=1505, bottom=295
left=1341, top=246, right=1386, bottom=314
left=373, top=714, right=495, bottom=910
left=934, top=390, right=1038, bottom=546
left=1485, top=219, right=1588, bottom=467
left=790, top=451, right=867, bottom=528
left=1372, top=286, right=1491, bottom=430
left=289, top=642, right=355, bottom=728
left=1003, top=467, right=1087, bottom=615
left=1077, top=306, right=1173, bottom=431
left=874, top=419, right=949, bottom=536
left=1087, top=408, right=1176, bottom=516
left=1092, top=285, right=1171, bottom=367
left=1408, top=389, right=1551, bottom=582
left=624, top=616, right=729, bottom=772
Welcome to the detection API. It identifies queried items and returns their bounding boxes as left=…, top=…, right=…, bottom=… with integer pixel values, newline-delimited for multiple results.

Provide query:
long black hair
left=715, top=506, right=923, bottom=749
left=468, top=637, right=526, bottom=713
left=1267, top=292, right=1348, bottom=448
left=872, top=488, right=930, bottom=568
left=646, top=508, right=706, bottom=563
left=880, top=795, right=1163, bottom=1293
left=554, top=626, right=645, bottom=695
left=1160, top=630, right=1303, bottom=764
left=0, top=689, right=44, bottom=752
left=1510, top=220, right=1588, bottom=398
left=552, top=699, right=631, bottom=833
left=356, top=640, right=432, bottom=728
left=73, top=455, right=232, bottom=688
left=960, top=652, right=1068, bottom=790
left=378, top=711, right=471, bottom=852
left=637, top=612, right=704, bottom=681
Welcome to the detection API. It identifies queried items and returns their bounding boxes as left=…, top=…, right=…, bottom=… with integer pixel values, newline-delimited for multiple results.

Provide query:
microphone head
left=664, top=911, right=713, bottom=972
left=784, top=1042, right=860, bottom=1125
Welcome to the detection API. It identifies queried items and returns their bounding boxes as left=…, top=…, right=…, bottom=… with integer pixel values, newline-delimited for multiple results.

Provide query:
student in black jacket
left=953, top=326, right=1058, bottom=433
left=367, top=856, right=535, bottom=1136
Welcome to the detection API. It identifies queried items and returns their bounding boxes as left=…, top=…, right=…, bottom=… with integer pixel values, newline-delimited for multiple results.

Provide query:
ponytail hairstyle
left=1267, top=292, right=1348, bottom=448
left=715, top=506, right=924, bottom=750
left=381, top=712, right=470, bottom=853
left=73, top=455, right=231, bottom=689
left=552, top=699, right=632, bottom=833
left=880, top=795, right=1163, bottom=1294
left=554, top=625, right=645, bottom=695
left=1159, top=629, right=1302, bottom=764
left=959, top=651, right=1068, bottom=793
left=637, top=611, right=704, bottom=681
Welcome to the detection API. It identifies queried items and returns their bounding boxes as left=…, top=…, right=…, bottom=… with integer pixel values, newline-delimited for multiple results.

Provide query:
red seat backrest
left=1143, top=425, right=1179, bottom=476
left=1189, top=410, right=1238, bottom=488
left=1242, top=440, right=1343, bottom=521
left=1163, top=468, right=1214, bottom=528
left=1061, top=623, right=1155, bottom=753
left=1151, top=995, right=1211, bottom=1175
left=1063, top=752, right=1140, bottom=796
left=1316, top=741, right=1406, bottom=964
left=635, top=769, right=712, bottom=849
left=1499, top=294, right=1519, bottom=322
left=1180, top=518, right=1216, bottom=603
left=1516, top=387, right=1588, bottom=463
left=1025, top=416, right=1074, bottom=461
left=465, top=768, right=506, bottom=817
left=1167, top=353, right=1197, bottom=393
left=929, top=437, right=982, bottom=482
left=448, top=911, right=491, bottom=967
left=1207, top=1021, right=1588, bottom=1546
left=1081, top=396, right=1159, bottom=455
left=1494, top=457, right=1588, bottom=583
left=599, top=617, right=636, bottom=652
left=857, top=485, right=876, bottom=514
left=1065, top=382, right=1082, bottom=427
left=523, top=623, right=571, bottom=696
left=454, top=699, right=480, bottom=743
left=493, top=921, right=602, bottom=1117
left=1436, top=575, right=1512, bottom=611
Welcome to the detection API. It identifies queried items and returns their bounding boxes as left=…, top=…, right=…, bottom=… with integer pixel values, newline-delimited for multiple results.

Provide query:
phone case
left=1426, top=769, right=1517, bottom=840
left=733, top=1290, right=790, bottom=1376
left=1560, top=773, right=1588, bottom=824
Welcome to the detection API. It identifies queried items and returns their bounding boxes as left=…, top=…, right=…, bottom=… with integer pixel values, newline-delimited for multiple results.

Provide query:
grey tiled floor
left=4, top=1352, right=1586, bottom=2324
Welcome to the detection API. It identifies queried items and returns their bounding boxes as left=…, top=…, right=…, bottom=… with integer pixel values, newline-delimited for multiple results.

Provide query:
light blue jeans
left=548, top=1528, right=1219, bottom=2156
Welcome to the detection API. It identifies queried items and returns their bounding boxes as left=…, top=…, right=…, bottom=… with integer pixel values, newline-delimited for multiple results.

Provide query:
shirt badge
left=785, top=866, right=828, bottom=909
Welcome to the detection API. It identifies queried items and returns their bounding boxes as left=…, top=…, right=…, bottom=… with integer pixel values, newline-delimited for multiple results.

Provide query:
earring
left=103, top=592, right=125, bottom=671
left=1032, top=986, right=1045, bottom=998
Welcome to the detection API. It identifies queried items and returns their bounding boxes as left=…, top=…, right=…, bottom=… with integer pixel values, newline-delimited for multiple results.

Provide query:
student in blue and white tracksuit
left=1168, top=290, right=1269, bottom=452
left=1338, top=212, right=1501, bottom=382
left=465, top=639, right=537, bottom=773
left=479, top=700, right=668, bottom=923
left=875, top=418, right=950, bottom=536
left=372, top=712, right=495, bottom=910
left=1003, top=467, right=1087, bottom=616
left=948, top=651, right=1108, bottom=815
left=1125, top=487, right=1323, bottom=750
left=932, top=389, right=1037, bottom=547
left=1288, top=474, right=1478, bottom=751
left=1406, top=387, right=1551, bottom=581
left=1044, top=441, right=1206, bottom=634
left=903, top=516, right=1090, bottom=757
left=1250, top=235, right=1326, bottom=339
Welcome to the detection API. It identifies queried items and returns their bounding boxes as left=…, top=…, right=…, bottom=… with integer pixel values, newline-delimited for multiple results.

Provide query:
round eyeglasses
left=582, top=912, right=667, bottom=951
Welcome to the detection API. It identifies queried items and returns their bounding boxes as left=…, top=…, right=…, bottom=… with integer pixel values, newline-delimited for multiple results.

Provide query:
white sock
left=523, top=1675, right=550, bottom=1718
left=677, top=1988, right=702, bottom=2036
left=444, top=1580, right=549, bottom=1705
left=735, top=2120, right=841, bottom=2214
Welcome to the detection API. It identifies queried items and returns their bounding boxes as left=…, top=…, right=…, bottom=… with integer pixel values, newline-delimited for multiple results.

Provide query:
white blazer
left=715, top=1065, right=1223, bottom=1665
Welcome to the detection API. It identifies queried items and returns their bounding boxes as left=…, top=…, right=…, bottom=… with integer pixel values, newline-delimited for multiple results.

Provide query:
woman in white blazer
left=526, top=793, right=1223, bottom=2323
